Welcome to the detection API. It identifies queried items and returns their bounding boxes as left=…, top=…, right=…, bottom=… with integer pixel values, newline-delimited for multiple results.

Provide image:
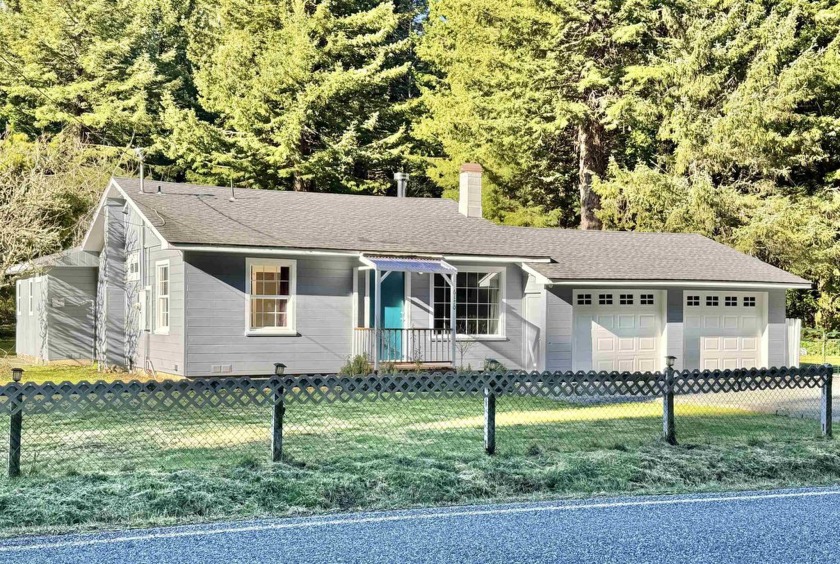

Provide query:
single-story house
left=13, top=164, right=808, bottom=376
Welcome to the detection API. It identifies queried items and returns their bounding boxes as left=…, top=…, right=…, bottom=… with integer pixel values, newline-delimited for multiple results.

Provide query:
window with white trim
left=155, top=261, right=170, bottom=333
left=706, top=295, right=719, bottom=307
left=619, top=294, right=634, bottom=305
left=640, top=294, right=655, bottom=305
left=743, top=296, right=756, bottom=307
left=247, top=259, right=296, bottom=333
left=598, top=293, right=613, bottom=305
left=28, top=279, right=33, bottom=316
left=576, top=293, right=592, bottom=305
left=686, top=295, right=700, bottom=306
left=724, top=296, right=737, bottom=307
left=127, top=251, right=140, bottom=282
left=433, top=270, right=502, bottom=336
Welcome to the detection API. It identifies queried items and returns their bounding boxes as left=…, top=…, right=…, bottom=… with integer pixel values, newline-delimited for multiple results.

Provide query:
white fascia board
left=443, top=255, right=551, bottom=263
left=520, top=263, right=553, bottom=285
left=546, top=279, right=811, bottom=290
left=171, top=245, right=361, bottom=258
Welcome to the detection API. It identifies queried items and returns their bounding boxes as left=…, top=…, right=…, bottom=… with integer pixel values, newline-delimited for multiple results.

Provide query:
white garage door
left=573, top=290, right=664, bottom=373
left=683, top=291, right=766, bottom=370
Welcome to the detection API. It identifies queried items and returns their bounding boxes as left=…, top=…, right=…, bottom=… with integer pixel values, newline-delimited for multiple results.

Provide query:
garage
left=683, top=291, right=766, bottom=370
left=572, top=290, right=664, bottom=372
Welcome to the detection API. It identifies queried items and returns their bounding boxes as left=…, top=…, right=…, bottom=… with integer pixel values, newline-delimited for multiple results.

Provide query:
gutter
left=541, top=279, right=811, bottom=290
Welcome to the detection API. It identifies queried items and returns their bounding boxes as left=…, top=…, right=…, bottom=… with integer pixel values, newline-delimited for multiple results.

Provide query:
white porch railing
left=353, top=328, right=453, bottom=365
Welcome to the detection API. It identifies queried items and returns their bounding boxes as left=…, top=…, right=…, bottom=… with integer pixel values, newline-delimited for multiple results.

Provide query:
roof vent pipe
left=229, top=178, right=236, bottom=202
left=156, top=185, right=162, bottom=195
left=394, top=172, right=409, bottom=198
left=134, top=148, right=145, bottom=194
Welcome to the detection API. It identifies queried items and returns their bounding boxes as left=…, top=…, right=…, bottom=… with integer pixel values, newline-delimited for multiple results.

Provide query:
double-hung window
left=433, top=269, right=503, bottom=337
left=155, top=260, right=170, bottom=334
left=247, top=259, right=296, bottom=334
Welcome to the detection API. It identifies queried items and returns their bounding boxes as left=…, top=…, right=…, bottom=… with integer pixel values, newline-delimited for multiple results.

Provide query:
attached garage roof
left=6, top=248, right=99, bottom=276
left=521, top=231, right=809, bottom=287
left=107, top=177, right=808, bottom=287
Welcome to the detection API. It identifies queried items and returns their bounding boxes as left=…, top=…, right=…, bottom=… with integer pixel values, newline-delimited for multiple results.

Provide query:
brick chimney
left=459, top=163, right=483, bottom=218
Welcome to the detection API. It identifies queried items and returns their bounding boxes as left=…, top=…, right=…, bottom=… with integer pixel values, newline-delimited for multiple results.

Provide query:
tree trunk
left=294, top=131, right=314, bottom=192
left=577, top=121, right=607, bottom=230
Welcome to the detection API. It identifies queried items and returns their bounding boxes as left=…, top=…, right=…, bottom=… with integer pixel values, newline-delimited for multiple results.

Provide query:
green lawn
left=0, top=391, right=837, bottom=537
left=0, top=335, right=13, bottom=359
left=802, top=354, right=840, bottom=367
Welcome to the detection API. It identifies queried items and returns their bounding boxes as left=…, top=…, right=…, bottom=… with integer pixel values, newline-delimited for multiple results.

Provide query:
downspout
left=449, top=275, right=456, bottom=369
left=141, top=219, right=151, bottom=374
left=374, top=269, right=381, bottom=372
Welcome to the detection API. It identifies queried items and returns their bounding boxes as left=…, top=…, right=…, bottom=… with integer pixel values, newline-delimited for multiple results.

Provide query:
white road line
left=3, top=488, right=839, bottom=553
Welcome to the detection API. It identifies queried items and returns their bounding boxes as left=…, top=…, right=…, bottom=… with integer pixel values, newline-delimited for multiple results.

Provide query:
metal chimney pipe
left=394, top=172, right=409, bottom=198
left=134, top=148, right=145, bottom=194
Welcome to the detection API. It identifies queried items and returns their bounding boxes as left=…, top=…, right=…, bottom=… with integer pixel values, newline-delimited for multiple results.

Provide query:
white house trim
left=546, top=280, right=810, bottom=290
left=428, top=265, right=507, bottom=340
left=244, top=257, right=298, bottom=337
left=520, top=263, right=553, bottom=286
left=444, top=255, right=551, bottom=264
left=174, top=245, right=360, bottom=258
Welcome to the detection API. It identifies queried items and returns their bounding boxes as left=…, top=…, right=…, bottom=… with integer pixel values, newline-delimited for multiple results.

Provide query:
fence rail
left=0, top=364, right=833, bottom=478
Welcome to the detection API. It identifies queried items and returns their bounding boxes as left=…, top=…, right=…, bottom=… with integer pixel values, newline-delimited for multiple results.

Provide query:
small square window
left=619, top=294, right=634, bottom=305
left=640, top=294, right=654, bottom=305
left=576, top=294, right=592, bottom=305
left=706, top=296, right=719, bottom=307
left=724, top=296, right=737, bottom=307
left=743, top=296, right=756, bottom=307
left=598, top=294, right=613, bottom=305
left=686, top=296, right=700, bottom=306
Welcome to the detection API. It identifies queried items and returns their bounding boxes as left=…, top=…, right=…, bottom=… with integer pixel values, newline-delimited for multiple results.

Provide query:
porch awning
left=361, top=255, right=457, bottom=274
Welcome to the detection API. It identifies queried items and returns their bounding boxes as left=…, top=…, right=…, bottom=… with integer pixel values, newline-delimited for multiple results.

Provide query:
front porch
left=354, top=256, right=458, bottom=370
left=352, top=327, right=453, bottom=367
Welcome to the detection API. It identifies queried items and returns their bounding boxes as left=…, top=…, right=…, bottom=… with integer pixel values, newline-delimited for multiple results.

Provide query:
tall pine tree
left=161, top=0, right=423, bottom=193
left=0, top=0, right=196, bottom=148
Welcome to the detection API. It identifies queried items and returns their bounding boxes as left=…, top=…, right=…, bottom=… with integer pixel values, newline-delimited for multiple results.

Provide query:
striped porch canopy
left=361, top=255, right=457, bottom=274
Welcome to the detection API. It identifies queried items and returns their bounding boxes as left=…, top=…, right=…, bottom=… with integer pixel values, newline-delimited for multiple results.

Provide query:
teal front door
left=370, top=272, right=404, bottom=361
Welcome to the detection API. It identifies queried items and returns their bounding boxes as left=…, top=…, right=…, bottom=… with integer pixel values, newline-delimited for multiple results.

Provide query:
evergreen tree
left=161, top=0, right=423, bottom=193
left=417, top=0, right=674, bottom=227
left=0, top=0, right=196, bottom=148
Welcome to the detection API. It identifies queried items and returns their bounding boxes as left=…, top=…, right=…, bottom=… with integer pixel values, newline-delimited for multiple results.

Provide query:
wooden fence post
left=271, top=386, right=285, bottom=462
left=663, top=358, right=677, bottom=445
left=821, top=365, right=833, bottom=438
left=484, top=385, right=496, bottom=455
left=8, top=383, right=22, bottom=478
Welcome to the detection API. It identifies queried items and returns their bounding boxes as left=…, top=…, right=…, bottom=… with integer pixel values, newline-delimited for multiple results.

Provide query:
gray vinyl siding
left=124, top=205, right=185, bottom=376
left=766, top=289, right=787, bottom=367
left=14, top=268, right=96, bottom=362
left=665, top=288, right=684, bottom=369
left=47, top=268, right=97, bottom=361
left=545, top=287, right=573, bottom=372
left=406, top=263, right=527, bottom=371
left=100, top=199, right=126, bottom=367
left=183, top=253, right=356, bottom=376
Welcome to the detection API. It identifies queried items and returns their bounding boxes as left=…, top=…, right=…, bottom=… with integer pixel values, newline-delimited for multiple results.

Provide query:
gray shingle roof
left=115, top=177, right=808, bottom=286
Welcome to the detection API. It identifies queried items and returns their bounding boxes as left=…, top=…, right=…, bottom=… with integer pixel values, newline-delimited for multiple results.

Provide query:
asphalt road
left=2, top=487, right=840, bottom=563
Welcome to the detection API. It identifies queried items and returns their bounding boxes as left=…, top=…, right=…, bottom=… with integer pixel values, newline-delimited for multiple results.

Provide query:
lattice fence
left=0, top=365, right=833, bottom=477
